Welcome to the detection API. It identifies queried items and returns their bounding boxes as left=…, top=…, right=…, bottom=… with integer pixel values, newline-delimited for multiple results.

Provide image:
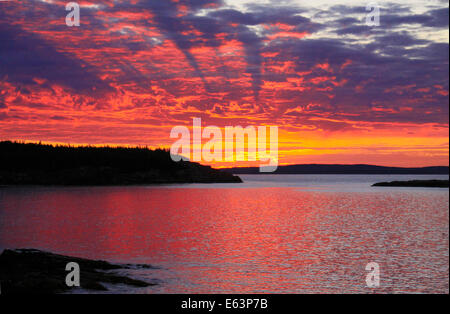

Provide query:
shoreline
left=372, top=179, right=449, bottom=188
left=0, top=179, right=242, bottom=188
left=0, top=141, right=243, bottom=186
left=0, top=248, right=157, bottom=294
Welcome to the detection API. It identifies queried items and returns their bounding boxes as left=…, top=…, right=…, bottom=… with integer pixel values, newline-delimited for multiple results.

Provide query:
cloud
left=0, top=23, right=112, bottom=95
left=0, top=0, right=448, bottom=139
left=381, top=7, right=449, bottom=28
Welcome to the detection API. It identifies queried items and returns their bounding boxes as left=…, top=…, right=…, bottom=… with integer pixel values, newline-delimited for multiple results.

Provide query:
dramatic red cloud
left=0, top=0, right=448, bottom=167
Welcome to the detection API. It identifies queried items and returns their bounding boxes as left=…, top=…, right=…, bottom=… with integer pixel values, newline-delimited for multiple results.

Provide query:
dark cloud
left=335, top=17, right=361, bottom=26
left=382, top=14, right=434, bottom=26
left=375, top=33, right=428, bottom=47
left=206, top=7, right=322, bottom=101
left=332, top=5, right=448, bottom=36
left=141, top=0, right=212, bottom=89
left=0, top=23, right=112, bottom=95
left=262, top=34, right=449, bottom=124
left=137, top=0, right=226, bottom=91
left=336, top=25, right=374, bottom=35
left=330, top=3, right=411, bottom=16
left=210, top=6, right=310, bottom=26
left=50, top=115, right=73, bottom=121
left=381, top=7, right=449, bottom=28
left=236, top=25, right=263, bottom=102
left=409, top=42, right=449, bottom=62
left=0, top=112, right=8, bottom=120
left=424, top=7, right=449, bottom=27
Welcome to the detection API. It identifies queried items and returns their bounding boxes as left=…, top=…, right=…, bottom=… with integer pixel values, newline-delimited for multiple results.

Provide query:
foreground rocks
left=372, top=180, right=449, bottom=188
left=0, top=249, right=156, bottom=294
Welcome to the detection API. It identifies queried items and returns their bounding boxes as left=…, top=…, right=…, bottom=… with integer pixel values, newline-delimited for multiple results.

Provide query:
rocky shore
left=372, top=180, right=449, bottom=188
left=0, top=249, right=156, bottom=294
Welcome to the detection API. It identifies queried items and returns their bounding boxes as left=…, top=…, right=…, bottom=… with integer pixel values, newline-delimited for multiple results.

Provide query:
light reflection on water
left=0, top=175, right=448, bottom=293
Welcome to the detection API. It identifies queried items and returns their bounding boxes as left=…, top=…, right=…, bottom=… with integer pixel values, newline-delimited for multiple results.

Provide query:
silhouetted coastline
left=0, top=248, right=155, bottom=294
left=372, top=180, right=449, bottom=188
left=0, top=141, right=242, bottom=185
left=224, top=164, right=449, bottom=174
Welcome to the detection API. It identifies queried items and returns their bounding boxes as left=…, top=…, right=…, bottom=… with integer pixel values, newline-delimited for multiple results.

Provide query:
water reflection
left=0, top=175, right=448, bottom=293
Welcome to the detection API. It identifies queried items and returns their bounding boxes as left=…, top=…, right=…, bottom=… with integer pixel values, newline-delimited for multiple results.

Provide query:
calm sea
left=0, top=174, right=448, bottom=293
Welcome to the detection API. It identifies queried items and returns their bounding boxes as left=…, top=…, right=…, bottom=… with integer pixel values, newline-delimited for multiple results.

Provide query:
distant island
left=0, top=141, right=242, bottom=185
left=372, top=180, right=449, bottom=188
left=224, top=164, right=449, bottom=175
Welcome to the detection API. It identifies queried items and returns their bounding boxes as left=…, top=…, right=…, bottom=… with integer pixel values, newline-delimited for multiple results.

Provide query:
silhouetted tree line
left=0, top=141, right=241, bottom=185
left=0, top=141, right=176, bottom=172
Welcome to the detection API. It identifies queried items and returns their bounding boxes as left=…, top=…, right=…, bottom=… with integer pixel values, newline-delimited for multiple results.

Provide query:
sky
left=0, top=0, right=448, bottom=167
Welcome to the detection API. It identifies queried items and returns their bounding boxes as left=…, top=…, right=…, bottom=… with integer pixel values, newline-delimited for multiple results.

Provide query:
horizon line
left=2, top=139, right=448, bottom=169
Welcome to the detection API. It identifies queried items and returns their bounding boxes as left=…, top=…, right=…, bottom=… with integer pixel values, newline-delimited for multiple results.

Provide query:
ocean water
left=0, top=174, right=448, bottom=293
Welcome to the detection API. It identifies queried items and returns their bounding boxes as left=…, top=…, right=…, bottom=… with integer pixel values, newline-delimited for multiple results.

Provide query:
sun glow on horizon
left=0, top=0, right=448, bottom=168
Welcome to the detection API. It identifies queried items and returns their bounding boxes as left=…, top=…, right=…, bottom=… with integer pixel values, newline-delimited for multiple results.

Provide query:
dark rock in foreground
left=372, top=180, right=449, bottom=188
left=0, top=141, right=242, bottom=185
left=0, top=249, right=155, bottom=294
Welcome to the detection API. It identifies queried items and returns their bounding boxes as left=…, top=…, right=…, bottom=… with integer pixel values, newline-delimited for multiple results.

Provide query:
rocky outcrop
left=372, top=180, right=449, bottom=188
left=0, top=248, right=156, bottom=294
